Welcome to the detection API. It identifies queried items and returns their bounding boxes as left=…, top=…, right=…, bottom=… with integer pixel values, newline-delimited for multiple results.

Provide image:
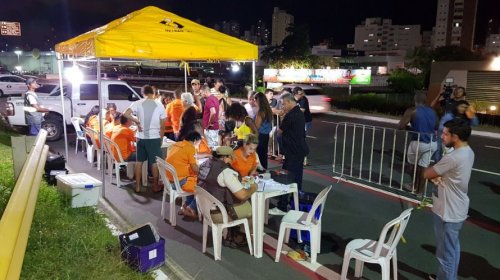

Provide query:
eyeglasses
left=191, top=83, right=200, bottom=85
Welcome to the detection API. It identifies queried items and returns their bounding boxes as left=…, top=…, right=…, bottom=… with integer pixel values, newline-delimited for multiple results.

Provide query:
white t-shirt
left=432, top=145, right=474, bottom=222
left=127, top=98, right=166, bottom=139
left=24, top=91, right=39, bottom=113
left=217, top=168, right=244, bottom=194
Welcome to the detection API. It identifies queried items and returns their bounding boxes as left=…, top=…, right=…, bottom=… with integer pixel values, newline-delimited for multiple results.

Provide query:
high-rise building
left=255, top=20, right=270, bottom=45
left=271, top=7, right=294, bottom=46
left=354, top=18, right=421, bottom=53
left=433, top=0, right=478, bottom=50
left=485, top=34, right=500, bottom=54
left=487, top=18, right=500, bottom=36
left=422, top=30, right=434, bottom=49
left=221, top=20, right=240, bottom=38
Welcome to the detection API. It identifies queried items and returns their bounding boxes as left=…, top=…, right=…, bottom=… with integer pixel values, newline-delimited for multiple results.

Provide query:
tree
left=387, top=69, right=424, bottom=93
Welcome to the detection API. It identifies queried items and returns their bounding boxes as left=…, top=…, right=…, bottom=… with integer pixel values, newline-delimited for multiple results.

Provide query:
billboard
left=0, top=21, right=21, bottom=36
left=263, top=68, right=371, bottom=85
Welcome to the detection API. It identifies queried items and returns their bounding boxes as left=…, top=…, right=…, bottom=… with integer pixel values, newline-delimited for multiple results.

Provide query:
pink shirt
left=202, top=95, right=220, bottom=130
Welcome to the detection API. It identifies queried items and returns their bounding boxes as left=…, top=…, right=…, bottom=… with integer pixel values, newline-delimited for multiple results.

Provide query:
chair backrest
left=156, top=157, right=176, bottom=196
left=102, top=135, right=125, bottom=163
left=195, top=187, right=230, bottom=225
left=71, top=117, right=84, bottom=137
left=373, top=208, right=413, bottom=258
left=305, top=185, right=333, bottom=224
left=155, top=156, right=189, bottom=195
left=83, top=127, right=100, bottom=150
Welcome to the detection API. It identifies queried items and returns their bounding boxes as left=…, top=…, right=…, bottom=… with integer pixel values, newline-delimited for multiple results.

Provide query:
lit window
left=404, top=27, right=410, bottom=30
left=364, top=39, right=369, bottom=42
left=454, top=22, right=461, bottom=28
left=369, top=33, right=374, bottom=37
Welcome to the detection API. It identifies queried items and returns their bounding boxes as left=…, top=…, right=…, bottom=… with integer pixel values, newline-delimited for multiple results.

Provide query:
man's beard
left=444, top=140, right=455, bottom=148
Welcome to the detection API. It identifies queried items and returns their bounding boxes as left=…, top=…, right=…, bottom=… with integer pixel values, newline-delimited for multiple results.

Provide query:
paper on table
left=257, top=179, right=289, bottom=192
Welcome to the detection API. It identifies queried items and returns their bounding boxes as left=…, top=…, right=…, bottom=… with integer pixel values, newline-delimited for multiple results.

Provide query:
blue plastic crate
left=289, top=192, right=321, bottom=242
left=120, top=235, right=165, bottom=273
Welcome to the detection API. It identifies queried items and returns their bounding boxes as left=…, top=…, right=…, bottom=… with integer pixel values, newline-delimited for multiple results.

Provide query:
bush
left=387, top=69, right=423, bottom=93
left=333, top=93, right=412, bottom=116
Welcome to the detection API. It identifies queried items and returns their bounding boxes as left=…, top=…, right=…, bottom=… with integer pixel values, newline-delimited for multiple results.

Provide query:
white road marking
left=306, top=135, right=318, bottom=139
left=321, top=120, right=337, bottom=124
left=485, top=145, right=500, bottom=150
left=472, top=168, right=500, bottom=176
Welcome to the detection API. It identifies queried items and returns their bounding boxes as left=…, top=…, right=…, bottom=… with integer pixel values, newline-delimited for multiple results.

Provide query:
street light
left=491, top=56, right=500, bottom=71
left=14, top=50, right=22, bottom=64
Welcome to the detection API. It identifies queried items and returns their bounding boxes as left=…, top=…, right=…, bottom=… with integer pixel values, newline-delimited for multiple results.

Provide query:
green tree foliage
left=387, top=69, right=424, bottom=93
left=261, top=24, right=338, bottom=69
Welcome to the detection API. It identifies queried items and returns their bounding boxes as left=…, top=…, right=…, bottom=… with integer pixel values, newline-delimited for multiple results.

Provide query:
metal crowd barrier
left=332, top=122, right=436, bottom=200
left=0, top=130, right=49, bottom=280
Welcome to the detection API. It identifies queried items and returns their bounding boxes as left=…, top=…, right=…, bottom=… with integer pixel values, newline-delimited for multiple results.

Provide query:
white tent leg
left=252, top=61, right=256, bottom=91
left=184, top=63, right=188, bottom=92
left=58, top=60, right=69, bottom=165
left=97, top=58, right=106, bottom=198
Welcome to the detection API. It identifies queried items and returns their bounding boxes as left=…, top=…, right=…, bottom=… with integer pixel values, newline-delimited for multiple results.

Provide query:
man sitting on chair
left=198, top=146, right=257, bottom=246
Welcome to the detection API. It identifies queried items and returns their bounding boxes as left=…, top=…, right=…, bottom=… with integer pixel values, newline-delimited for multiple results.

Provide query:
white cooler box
left=56, top=173, right=102, bottom=208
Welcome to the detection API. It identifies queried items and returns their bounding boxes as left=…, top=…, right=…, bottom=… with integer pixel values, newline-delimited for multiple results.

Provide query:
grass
left=0, top=131, right=153, bottom=280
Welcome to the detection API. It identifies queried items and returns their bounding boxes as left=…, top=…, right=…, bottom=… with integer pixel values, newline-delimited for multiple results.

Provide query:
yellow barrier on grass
left=0, top=130, right=49, bottom=280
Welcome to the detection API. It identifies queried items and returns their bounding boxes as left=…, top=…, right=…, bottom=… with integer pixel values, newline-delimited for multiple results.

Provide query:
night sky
left=0, top=0, right=498, bottom=50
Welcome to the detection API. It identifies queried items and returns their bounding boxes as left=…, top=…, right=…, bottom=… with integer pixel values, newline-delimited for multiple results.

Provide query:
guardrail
left=0, top=130, right=49, bottom=280
left=332, top=122, right=436, bottom=201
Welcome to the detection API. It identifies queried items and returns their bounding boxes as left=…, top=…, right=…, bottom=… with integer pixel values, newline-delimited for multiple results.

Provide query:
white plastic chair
left=156, top=157, right=192, bottom=227
left=71, top=117, right=88, bottom=155
left=195, top=187, right=253, bottom=261
left=102, top=136, right=135, bottom=188
left=340, top=208, right=413, bottom=280
left=83, top=127, right=102, bottom=170
left=275, top=185, right=333, bottom=264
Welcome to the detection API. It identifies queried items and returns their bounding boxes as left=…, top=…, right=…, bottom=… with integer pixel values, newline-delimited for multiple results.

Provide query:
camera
left=441, top=85, right=453, bottom=100
left=441, top=77, right=454, bottom=100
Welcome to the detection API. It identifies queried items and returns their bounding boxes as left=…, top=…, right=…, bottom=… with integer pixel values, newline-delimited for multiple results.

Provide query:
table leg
left=293, top=190, right=300, bottom=242
left=252, top=193, right=264, bottom=258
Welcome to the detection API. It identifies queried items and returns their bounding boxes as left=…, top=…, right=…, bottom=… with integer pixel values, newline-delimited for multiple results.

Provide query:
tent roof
left=55, top=6, right=257, bottom=61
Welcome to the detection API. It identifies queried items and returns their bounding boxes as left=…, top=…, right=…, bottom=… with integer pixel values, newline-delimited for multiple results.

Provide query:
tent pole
left=184, top=63, right=188, bottom=92
left=252, top=61, right=256, bottom=91
left=58, top=60, right=69, bottom=165
left=97, top=58, right=106, bottom=198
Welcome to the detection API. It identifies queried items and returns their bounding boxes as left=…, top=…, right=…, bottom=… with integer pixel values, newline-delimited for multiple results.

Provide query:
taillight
left=6, top=102, right=15, bottom=116
left=322, top=97, right=332, bottom=102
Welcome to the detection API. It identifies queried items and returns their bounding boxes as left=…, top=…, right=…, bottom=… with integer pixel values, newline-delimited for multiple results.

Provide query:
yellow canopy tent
left=55, top=6, right=258, bottom=61
left=54, top=6, right=258, bottom=197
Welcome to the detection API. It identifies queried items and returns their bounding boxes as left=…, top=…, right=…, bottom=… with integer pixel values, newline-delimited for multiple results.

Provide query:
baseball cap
left=191, top=79, right=200, bottom=85
left=26, top=77, right=38, bottom=86
left=215, top=146, right=233, bottom=156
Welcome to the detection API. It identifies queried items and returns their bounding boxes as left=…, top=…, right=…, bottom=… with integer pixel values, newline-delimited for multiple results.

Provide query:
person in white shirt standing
left=424, top=118, right=474, bottom=280
left=124, top=85, right=166, bottom=193
left=24, top=78, right=49, bottom=135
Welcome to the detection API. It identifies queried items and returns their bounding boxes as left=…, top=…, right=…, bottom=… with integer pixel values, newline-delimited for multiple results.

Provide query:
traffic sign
left=1, top=21, right=21, bottom=36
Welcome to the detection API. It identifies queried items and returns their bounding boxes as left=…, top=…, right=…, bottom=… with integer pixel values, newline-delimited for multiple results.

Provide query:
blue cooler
left=290, top=191, right=321, bottom=242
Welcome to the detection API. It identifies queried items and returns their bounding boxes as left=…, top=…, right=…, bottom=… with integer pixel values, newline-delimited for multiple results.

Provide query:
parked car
left=0, top=74, right=26, bottom=97
left=6, top=80, right=142, bottom=141
left=281, top=84, right=332, bottom=114
left=35, top=82, right=70, bottom=96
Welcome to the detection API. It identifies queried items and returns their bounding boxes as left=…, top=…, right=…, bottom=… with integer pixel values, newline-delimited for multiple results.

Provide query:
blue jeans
left=433, top=213, right=463, bottom=280
left=174, top=178, right=196, bottom=211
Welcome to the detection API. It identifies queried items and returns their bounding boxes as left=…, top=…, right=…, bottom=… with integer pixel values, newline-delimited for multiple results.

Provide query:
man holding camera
left=431, top=86, right=466, bottom=115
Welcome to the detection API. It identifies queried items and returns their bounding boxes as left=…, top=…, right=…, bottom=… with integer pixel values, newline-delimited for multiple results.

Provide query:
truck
left=5, top=80, right=143, bottom=141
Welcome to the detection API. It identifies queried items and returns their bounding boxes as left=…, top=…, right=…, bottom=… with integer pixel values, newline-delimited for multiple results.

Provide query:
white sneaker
left=268, top=207, right=287, bottom=216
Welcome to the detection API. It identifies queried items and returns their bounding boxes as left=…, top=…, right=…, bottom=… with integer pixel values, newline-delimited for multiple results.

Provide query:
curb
left=325, top=111, right=500, bottom=139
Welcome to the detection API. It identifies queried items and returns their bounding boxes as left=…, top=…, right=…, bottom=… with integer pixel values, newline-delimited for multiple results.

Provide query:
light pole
left=14, top=50, right=22, bottom=64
